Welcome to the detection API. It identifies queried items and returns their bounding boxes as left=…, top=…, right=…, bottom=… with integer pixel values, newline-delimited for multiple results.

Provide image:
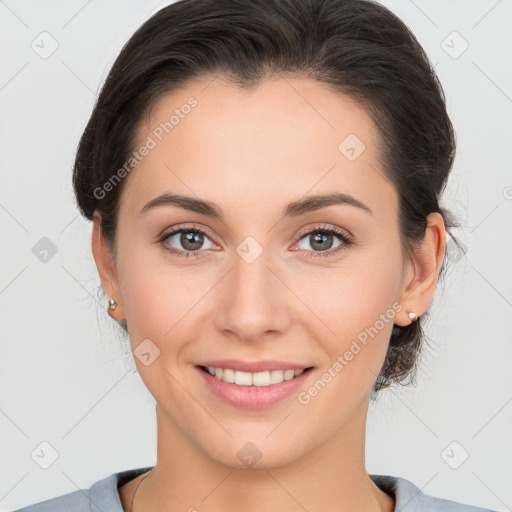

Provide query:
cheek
left=115, top=250, right=199, bottom=404
left=115, top=245, right=219, bottom=384
left=116, top=237, right=200, bottom=334
left=302, top=241, right=403, bottom=335
left=295, top=283, right=398, bottom=425
left=297, top=239, right=403, bottom=389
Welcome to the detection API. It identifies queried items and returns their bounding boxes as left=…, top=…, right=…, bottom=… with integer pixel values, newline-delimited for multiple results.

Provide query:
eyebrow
left=139, top=192, right=373, bottom=218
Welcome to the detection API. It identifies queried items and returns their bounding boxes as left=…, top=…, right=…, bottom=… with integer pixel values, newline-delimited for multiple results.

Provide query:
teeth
left=205, top=366, right=305, bottom=386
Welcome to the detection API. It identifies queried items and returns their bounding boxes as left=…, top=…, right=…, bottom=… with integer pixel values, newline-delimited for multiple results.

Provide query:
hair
left=73, top=0, right=462, bottom=397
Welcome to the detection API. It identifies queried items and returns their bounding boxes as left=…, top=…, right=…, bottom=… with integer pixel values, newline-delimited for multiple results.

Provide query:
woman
left=14, top=0, right=500, bottom=510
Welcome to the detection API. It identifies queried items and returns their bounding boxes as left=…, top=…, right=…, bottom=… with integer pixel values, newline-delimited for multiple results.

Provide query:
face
left=94, top=76, right=422, bottom=469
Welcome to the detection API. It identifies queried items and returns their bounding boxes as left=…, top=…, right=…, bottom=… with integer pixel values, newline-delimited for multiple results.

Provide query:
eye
left=294, top=224, right=353, bottom=257
left=158, top=224, right=218, bottom=258
left=157, top=223, right=353, bottom=259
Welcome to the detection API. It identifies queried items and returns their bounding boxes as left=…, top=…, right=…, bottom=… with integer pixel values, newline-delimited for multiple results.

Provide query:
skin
left=92, top=75, right=446, bottom=512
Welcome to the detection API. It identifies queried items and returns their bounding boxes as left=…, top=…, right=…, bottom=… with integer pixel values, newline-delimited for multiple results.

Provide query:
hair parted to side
left=73, top=0, right=462, bottom=397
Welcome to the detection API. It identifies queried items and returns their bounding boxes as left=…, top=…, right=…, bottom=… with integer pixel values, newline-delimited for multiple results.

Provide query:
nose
left=214, top=248, right=291, bottom=343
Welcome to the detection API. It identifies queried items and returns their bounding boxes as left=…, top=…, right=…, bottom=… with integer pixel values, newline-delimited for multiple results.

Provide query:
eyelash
left=157, top=223, right=353, bottom=259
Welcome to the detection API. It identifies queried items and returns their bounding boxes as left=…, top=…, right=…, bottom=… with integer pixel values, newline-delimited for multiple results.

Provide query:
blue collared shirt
left=12, top=466, right=498, bottom=511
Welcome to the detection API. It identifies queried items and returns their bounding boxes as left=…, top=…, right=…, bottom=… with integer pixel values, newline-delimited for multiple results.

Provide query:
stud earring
left=408, top=311, right=419, bottom=322
left=108, top=298, right=118, bottom=310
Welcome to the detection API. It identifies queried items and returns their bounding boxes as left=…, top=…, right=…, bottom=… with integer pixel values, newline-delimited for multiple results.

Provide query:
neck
left=127, top=398, right=393, bottom=512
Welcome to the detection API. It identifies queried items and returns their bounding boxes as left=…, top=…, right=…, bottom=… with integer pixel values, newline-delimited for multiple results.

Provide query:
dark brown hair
left=73, top=0, right=461, bottom=397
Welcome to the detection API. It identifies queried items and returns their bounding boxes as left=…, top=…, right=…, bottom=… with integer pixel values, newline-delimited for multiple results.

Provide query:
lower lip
left=195, top=366, right=314, bottom=410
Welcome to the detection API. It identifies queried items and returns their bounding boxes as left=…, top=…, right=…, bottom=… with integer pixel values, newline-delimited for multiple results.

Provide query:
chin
left=204, top=437, right=302, bottom=470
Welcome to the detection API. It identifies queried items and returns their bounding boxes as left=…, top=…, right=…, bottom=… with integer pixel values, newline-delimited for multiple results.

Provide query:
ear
left=91, top=211, right=125, bottom=320
left=395, top=212, right=446, bottom=327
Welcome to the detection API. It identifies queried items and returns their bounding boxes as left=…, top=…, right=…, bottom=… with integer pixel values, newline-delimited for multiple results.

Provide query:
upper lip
left=197, top=359, right=313, bottom=373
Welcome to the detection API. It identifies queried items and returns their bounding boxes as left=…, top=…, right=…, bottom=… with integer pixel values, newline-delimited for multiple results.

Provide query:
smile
left=199, top=365, right=311, bottom=386
left=196, top=365, right=315, bottom=409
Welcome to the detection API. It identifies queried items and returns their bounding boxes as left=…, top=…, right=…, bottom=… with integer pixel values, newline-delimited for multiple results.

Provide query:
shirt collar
left=87, top=467, right=448, bottom=512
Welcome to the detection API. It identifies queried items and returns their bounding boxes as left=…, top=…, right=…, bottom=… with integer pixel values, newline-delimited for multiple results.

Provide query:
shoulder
left=11, top=467, right=152, bottom=512
left=11, top=487, right=91, bottom=512
left=371, top=474, right=499, bottom=512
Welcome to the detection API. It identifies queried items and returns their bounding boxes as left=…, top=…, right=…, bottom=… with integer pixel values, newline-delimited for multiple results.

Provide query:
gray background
left=1, top=1, right=511, bottom=510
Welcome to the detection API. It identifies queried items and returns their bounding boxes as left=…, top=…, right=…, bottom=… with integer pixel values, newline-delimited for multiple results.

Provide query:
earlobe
left=395, top=212, right=446, bottom=326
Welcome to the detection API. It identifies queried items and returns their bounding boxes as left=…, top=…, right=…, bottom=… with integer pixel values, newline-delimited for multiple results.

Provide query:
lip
left=195, top=364, right=315, bottom=410
left=196, top=359, right=311, bottom=373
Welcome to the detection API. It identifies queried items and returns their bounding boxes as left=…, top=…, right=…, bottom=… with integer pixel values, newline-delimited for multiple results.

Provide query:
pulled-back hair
left=73, top=0, right=460, bottom=396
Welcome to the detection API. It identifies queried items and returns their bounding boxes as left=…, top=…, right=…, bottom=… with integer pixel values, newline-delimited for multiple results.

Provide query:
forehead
left=121, top=75, right=395, bottom=220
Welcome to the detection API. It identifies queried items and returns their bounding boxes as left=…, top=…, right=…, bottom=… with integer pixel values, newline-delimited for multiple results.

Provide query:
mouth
left=195, top=364, right=316, bottom=409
